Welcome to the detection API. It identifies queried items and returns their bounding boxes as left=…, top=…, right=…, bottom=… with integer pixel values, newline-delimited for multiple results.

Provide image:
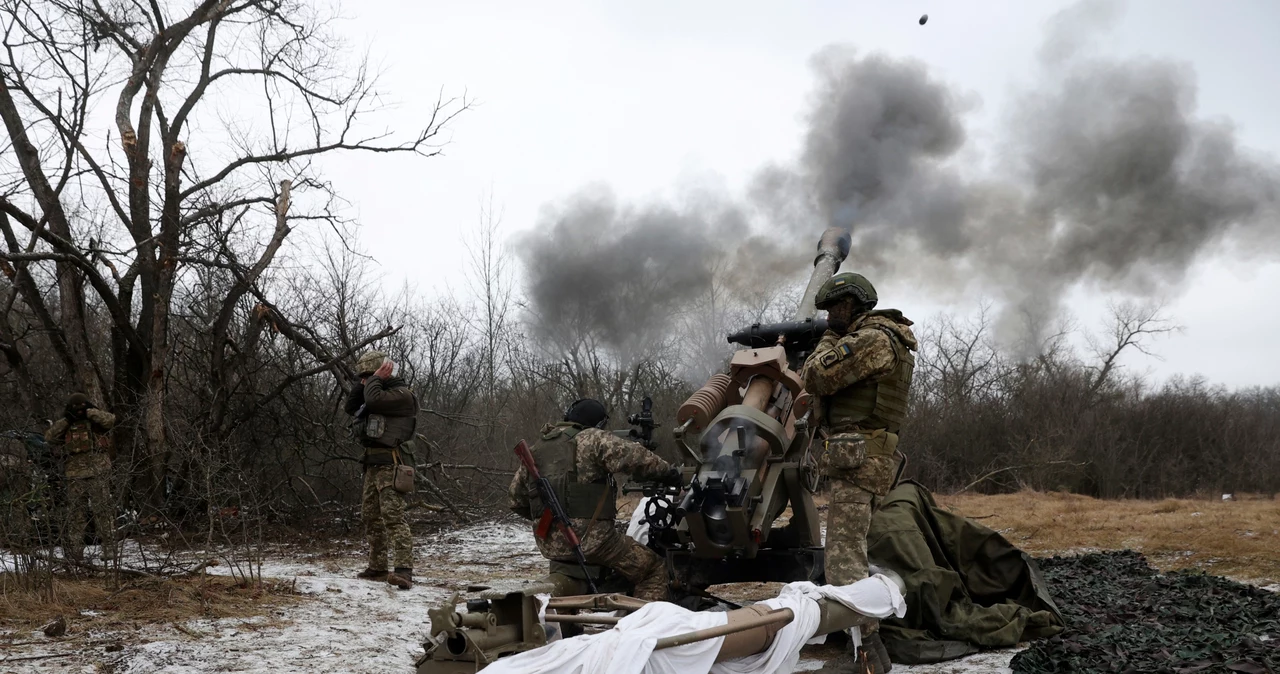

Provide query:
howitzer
left=639, top=227, right=851, bottom=589
left=512, top=440, right=599, bottom=594
left=417, top=227, right=856, bottom=673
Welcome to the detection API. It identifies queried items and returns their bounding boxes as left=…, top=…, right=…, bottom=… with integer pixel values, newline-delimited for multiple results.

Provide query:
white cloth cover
left=480, top=574, right=906, bottom=674
left=626, top=496, right=652, bottom=545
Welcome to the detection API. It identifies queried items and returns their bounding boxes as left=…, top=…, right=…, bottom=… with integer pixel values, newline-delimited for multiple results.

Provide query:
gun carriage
left=417, top=228, right=856, bottom=673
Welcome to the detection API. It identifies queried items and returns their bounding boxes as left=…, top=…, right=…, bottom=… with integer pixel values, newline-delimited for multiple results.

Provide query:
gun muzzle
left=794, top=227, right=852, bottom=321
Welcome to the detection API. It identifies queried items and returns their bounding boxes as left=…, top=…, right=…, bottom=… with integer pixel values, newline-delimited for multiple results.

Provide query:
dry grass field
left=621, top=489, right=1280, bottom=585
left=0, top=573, right=301, bottom=632
left=934, top=490, right=1280, bottom=585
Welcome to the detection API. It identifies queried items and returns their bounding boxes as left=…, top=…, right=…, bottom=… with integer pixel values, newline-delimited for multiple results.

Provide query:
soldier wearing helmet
left=801, top=272, right=917, bottom=673
left=508, top=398, right=682, bottom=602
left=44, top=392, right=118, bottom=563
left=345, top=350, right=419, bottom=590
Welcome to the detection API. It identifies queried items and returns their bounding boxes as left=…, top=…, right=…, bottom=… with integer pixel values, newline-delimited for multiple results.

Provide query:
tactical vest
left=527, top=425, right=617, bottom=521
left=355, top=386, right=419, bottom=454
left=825, top=326, right=915, bottom=435
left=65, top=420, right=110, bottom=455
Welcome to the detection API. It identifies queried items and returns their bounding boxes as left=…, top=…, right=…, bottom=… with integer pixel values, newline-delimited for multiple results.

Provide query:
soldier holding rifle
left=508, top=398, right=682, bottom=602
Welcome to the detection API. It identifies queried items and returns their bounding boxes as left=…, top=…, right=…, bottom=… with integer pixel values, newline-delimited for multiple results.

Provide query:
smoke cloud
left=518, top=0, right=1280, bottom=361
left=515, top=185, right=793, bottom=366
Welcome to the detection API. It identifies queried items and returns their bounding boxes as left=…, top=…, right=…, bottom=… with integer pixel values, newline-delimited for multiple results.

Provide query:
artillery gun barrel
left=794, top=227, right=852, bottom=321
left=416, top=574, right=902, bottom=673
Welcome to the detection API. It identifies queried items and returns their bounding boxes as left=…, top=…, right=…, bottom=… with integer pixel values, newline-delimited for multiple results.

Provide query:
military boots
left=387, top=567, right=413, bottom=590
left=861, top=632, right=892, bottom=673
left=356, top=567, right=387, bottom=581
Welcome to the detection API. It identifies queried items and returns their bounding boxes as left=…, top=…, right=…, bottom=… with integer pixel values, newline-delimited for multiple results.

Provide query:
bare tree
left=463, top=190, right=515, bottom=413
left=1086, top=300, right=1182, bottom=396
left=0, top=0, right=467, bottom=510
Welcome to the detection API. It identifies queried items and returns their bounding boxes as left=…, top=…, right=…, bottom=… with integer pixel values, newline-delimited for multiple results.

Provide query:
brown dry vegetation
left=935, top=490, right=1280, bottom=584
left=630, top=490, right=1280, bottom=587
left=0, top=574, right=302, bottom=635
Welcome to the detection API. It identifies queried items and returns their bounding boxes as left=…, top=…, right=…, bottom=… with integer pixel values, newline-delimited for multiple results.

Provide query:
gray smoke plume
left=990, top=0, right=1279, bottom=344
left=519, top=0, right=1280, bottom=362
left=515, top=185, right=799, bottom=367
left=767, top=0, right=1280, bottom=345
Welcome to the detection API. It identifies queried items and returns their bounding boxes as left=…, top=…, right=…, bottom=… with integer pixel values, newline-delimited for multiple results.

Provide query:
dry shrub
left=0, top=573, right=302, bottom=630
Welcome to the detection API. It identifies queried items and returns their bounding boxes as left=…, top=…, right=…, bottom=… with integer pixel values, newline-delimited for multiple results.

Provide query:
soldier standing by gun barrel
left=508, top=398, right=682, bottom=602
left=801, top=272, right=917, bottom=674
left=44, top=393, right=118, bottom=563
left=346, top=351, right=419, bottom=590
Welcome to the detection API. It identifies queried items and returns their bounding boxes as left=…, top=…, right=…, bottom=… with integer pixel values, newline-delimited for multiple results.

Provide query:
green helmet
left=355, top=350, right=387, bottom=376
left=814, top=272, right=878, bottom=311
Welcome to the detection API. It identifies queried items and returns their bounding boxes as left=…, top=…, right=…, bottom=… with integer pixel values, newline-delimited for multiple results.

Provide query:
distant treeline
left=903, top=311, right=1280, bottom=498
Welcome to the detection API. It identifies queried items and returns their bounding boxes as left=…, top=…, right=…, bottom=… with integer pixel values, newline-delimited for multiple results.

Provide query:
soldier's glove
left=659, top=467, right=684, bottom=487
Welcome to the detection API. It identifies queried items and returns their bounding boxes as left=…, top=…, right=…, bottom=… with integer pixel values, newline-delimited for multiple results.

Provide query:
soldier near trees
left=801, top=272, right=917, bottom=674
left=508, top=399, right=682, bottom=602
left=44, top=393, right=118, bottom=563
left=346, top=350, right=420, bottom=590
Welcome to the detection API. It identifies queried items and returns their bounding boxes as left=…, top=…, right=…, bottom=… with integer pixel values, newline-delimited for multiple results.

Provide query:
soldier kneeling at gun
left=508, top=399, right=682, bottom=602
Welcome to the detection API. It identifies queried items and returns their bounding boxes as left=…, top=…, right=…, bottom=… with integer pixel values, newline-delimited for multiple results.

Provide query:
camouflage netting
left=1011, top=551, right=1279, bottom=674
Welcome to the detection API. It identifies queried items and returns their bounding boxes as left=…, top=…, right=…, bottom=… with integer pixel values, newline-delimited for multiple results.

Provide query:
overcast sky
left=314, top=0, right=1280, bottom=389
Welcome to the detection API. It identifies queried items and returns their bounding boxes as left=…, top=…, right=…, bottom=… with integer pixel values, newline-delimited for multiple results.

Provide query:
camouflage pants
left=539, top=519, right=668, bottom=602
left=64, top=473, right=116, bottom=561
left=823, top=433, right=900, bottom=636
left=362, top=465, right=413, bottom=570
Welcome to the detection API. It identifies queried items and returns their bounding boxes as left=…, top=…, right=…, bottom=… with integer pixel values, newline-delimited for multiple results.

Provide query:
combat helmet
left=814, top=272, right=878, bottom=311
left=564, top=398, right=609, bottom=429
left=355, top=350, right=387, bottom=377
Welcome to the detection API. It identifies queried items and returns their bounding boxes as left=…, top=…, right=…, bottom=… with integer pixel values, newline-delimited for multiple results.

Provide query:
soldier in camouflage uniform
left=802, top=272, right=917, bottom=673
left=508, top=399, right=682, bottom=602
left=345, top=351, right=419, bottom=590
left=45, top=393, right=118, bottom=562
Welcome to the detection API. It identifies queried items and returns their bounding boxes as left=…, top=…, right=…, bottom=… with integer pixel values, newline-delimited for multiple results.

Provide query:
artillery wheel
left=644, top=495, right=677, bottom=530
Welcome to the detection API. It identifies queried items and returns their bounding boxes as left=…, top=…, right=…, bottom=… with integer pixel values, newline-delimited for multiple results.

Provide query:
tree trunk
left=0, top=73, right=104, bottom=402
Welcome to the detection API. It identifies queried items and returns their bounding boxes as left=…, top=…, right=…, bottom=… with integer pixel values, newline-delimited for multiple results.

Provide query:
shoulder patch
left=819, top=342, right=855, bottom=368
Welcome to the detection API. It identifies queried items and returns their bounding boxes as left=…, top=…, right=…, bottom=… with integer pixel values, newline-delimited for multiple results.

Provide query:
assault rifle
left=512, top=439, right=598, bottom=593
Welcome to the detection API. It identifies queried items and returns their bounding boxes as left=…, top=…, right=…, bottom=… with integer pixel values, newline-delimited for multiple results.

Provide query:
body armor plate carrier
left=66, top=420, right=110, bottom=455
left=825, top=326, right=915, bottom=435
left=527, top=425, right=617, bottom=521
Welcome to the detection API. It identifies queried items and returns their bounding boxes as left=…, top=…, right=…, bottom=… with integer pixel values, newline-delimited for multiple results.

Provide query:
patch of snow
left=899, top=650, right=1018, bottom=673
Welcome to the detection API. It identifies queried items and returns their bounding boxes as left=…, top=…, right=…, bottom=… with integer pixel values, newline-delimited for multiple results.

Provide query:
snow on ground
left=1, top=519, right=1023, bottom=673
left=893, top=651, right=1019, bottom=674
left=1, top=521, right=542, bottom=674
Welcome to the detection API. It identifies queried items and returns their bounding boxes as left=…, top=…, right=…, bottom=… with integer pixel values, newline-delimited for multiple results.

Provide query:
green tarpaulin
left=866, top=481, right=1065, bottom=664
